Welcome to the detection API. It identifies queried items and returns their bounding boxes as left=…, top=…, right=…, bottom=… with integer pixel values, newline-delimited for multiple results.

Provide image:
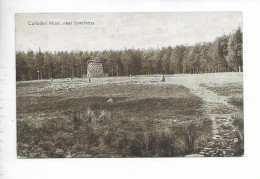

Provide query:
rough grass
left=17, top=80, right=212, bottom=158
left=200, top=83, right=243, bottom=109
left=231, top=113, right=244, bottom=156
left=17, top=107, right=212, bottom=158
left=17, top=82, right=201, bottom=116
left=228, top=97, right=243, bottom=109
left=200, top=82, right=244, bottom=156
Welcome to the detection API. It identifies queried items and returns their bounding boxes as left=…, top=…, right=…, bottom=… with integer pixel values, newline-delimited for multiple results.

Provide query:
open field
left=17, top=72, right=243, bottom=157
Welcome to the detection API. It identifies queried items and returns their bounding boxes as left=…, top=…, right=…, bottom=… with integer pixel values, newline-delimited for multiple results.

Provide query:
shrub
left=228, top=96, right=243, bottom=109
left=232, top=113, right=244, bottom=156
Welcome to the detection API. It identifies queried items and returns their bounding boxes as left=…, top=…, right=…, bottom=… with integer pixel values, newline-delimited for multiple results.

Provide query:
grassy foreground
left=17, top=80, right=212, bottom=158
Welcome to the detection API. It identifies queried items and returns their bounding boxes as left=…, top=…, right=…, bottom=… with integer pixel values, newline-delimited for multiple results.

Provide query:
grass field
left=17, top=73, right=243, bottom=158
left=200, top=82, right=243, bottom=109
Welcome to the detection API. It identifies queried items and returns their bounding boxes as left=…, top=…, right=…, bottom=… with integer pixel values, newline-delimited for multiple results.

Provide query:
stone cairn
left=87, top=60, right=104, bottom=78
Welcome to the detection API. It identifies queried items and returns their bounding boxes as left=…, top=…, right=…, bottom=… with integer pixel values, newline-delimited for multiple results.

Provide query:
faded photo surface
left=16, top=12, right=243, bottom=158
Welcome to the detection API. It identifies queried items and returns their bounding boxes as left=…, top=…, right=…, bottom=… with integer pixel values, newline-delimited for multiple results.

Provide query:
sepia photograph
left=15, top=12, right=243, bottom=158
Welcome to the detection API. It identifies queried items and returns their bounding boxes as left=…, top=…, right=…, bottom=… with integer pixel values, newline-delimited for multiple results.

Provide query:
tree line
left=16, top=27, right=242, bottom=81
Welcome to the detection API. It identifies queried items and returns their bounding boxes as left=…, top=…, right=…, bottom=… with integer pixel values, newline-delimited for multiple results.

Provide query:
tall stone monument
left=87, top=59, right=104, bottom=78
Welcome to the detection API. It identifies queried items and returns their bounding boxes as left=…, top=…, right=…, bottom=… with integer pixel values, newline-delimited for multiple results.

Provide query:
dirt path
left=176, top=77, right=241, bottom=157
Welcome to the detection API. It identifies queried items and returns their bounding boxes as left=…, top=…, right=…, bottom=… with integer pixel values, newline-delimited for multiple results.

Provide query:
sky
left=15, top=12, right=242, bottom=52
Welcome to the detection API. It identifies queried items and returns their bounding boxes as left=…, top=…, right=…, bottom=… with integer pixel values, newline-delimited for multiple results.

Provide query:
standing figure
left=162, top=75, right=166, bottom=82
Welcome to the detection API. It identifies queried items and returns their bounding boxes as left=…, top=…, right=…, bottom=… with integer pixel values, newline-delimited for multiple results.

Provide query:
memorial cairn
left=86, top=59, right=104, bottom=82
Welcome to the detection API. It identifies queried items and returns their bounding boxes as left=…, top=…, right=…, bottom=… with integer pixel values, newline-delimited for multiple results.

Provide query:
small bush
left=228, top=97, right=243, bottom=109
left=232, top=114, right=244, bottom=156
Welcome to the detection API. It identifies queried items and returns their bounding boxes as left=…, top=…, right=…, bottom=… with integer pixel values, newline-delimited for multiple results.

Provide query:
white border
left=1, top=0, right=260, bottom=179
